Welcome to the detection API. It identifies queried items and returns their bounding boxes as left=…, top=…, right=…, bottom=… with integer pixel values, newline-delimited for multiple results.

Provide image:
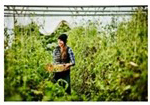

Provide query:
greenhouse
left=4, top=5, right=148, bottom=101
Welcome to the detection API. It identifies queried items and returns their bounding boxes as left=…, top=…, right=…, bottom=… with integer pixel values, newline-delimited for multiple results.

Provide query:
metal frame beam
left=4, top=5, right=147, bottom=17
left=4, top=13, right=138, bottom=17
left=4, top=9, right=147, bottom=12
left=4, top=5, right=148, bottom=8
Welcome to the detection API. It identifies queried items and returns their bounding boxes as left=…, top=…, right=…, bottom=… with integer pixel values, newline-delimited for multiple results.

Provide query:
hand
left=64, top=63, right=72, bottom=70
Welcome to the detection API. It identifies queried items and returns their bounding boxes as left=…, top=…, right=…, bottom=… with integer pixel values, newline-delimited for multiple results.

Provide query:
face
left=58, top=39, right=65, bottom=47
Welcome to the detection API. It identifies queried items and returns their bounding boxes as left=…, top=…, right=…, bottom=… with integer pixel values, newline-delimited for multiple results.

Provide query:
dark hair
left=58, top=34, right=68, bottom=60
left=58, top=34, right=68, bottom=45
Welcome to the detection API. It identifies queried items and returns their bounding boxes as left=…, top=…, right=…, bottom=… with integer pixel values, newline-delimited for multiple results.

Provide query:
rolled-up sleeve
left=68, top=47, right=75, bottom=66
left=53, top=48, right=60, bottom=64
left=53, top=49, right=57, bottom=64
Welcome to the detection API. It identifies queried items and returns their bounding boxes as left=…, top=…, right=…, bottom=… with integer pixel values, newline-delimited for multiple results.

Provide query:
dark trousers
left=54, top=70, right=71, bottom=95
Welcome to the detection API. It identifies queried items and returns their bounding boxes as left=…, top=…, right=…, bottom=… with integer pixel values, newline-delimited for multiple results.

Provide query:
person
left=53, top=34, right=75, bottom=94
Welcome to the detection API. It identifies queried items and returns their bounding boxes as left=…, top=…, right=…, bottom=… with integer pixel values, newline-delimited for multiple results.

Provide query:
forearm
left=68, top=63, right=74, bottom=67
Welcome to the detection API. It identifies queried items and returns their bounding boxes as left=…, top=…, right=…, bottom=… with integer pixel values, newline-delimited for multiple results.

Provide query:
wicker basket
left=45, top=63, right=66, bottom=72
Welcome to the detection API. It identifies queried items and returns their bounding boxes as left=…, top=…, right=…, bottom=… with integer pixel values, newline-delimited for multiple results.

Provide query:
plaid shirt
left=53, top=46, right=75, bottom=66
